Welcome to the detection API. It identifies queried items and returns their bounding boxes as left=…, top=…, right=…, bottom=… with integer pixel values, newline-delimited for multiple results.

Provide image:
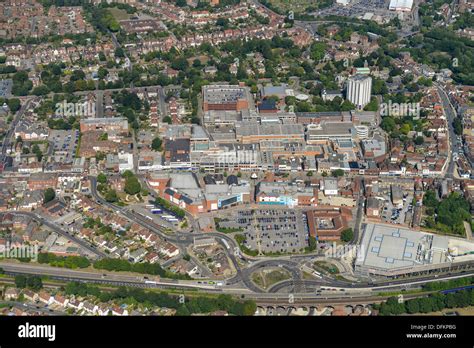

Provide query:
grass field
left=251, top=268, right=291, bottom=290
left=109, top=7, right=132, bottom=21
left=313, top=261, right=339, bottom=275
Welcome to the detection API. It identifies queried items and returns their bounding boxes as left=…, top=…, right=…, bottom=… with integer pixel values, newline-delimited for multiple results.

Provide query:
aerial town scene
left=0, top=0, right=473, bottom=323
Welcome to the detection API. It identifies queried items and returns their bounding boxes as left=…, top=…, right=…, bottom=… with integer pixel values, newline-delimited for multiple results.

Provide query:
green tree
left=418, top=297, right=434, bottom=313
left=310, top=42, right=327, bottom=62
left=121, top=170, right=134, bottom=179
left=151, top=137, right=163, bottom=151
left=115, top=47, right=125, bottom=58
left=423, top=190, right=438, bottom=209
left=242, top=300, right=257, bottom=316
left=32, top=144, right=43, bottom=161
left=97, top=173, right=107, bottom=184
left=381, top=117, right=396, bottom=133
left=105, top=189, right=118, bottom=203
left=453, top=118, right=463, bottom=135
left=405, top=299, right=420, bottom=314
left=307, top=236, right=317, bottom=251
left=7, top=98, right=21, bottom=112
left=216, top=18, right=229, bottom=28
left=414, top=136, right=424, bottom=145
left=175, top=305, right=190, bottom=316
left=340, top=228, right=353, bottom=242
left=32, top=85, right=50, bottom=96
left=15, top=275, right=27, bottom=288
left=43, top=188, right=56, bottom=204
left=98, top=67, right=109, bottom=79
left=20, top=276, right=43, bottom=290
left=124, top=176, right=141, bottom=195
left=171, top=57, right=189, bottom=71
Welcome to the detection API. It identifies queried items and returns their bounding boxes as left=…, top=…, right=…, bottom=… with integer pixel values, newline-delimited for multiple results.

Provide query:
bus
left=145, top=205, right=155, bottom=209
left=150, top=208, right=162, bottom=214
left=221, top=238, right=230, bottom=250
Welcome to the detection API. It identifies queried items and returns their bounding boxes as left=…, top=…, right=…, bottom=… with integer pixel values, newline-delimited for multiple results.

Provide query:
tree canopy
left=124, top=176, right=141, bottom=195
left=43, top=188, right=56, bottom=204
left=423, top=192, right=471, bottom=235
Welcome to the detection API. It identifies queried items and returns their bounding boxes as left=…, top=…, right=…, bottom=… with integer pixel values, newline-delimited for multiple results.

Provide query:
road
left=2, top=211, right=106, bottom=260
left=109, top=31, right=132, bottom=72
left=265, top=267, right=474, bottom=294
left=0, top=98, right=34, bottom=165
left=158, top=86, right=167, bottom=117
left=92, top=175, right=341, bottom=293
left=92, top=175, right=338, bottom=293
left=90, top=176, right=263, bottom=288
left=0, top=300, right=64, bottom=315
left=436, top=83, right=458, bottom=179
left=226, top=259, right=302, bottom=293
left=109, top=30, right=134, bottom=90
left=89, top=176, right=474, bottom=298
left=351, top=179, right=365, bottom=245
left=2, top=261, right=474, bottom=305
left=73, top=84, right=167, bottom=122
left=89, top=176, right=189, bottom=247
left=0, top=261, right=223, bottom=292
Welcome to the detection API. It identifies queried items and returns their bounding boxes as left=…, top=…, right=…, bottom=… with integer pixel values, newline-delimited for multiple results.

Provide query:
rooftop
left=203, top=85, right=247, bottom=104
left=80, top=117, right=128, bottom=125
left=307, top=122, right=356, bottom=138
left=236, top=123, right=304, bottom=137
left=356, top=224, right=450, bottom=274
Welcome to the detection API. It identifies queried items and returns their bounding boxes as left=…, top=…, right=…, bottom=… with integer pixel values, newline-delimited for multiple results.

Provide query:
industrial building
left=255, top=181, right=318, bottom=207
left=235, top=123, right=305, bottom=144
left=202, top=85, right=252, bottom=112
left=389, top=0, right=414, bottom=12
left=306, top=121, right=357, bottom=143
left=355, top=223, right=474, bottom=277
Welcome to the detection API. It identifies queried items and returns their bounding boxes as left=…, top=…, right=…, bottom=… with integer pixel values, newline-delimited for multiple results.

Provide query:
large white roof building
left=389, top=0, right=414, bottom=12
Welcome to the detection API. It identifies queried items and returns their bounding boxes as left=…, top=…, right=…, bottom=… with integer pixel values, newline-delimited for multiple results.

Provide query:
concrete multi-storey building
left=202, top=85, right=251, bottom=112
left=255, top=181, right=318, bottom=207
left=346, top=75, right=372, bottom=110
left=79, top=117, right=129, bottom=133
